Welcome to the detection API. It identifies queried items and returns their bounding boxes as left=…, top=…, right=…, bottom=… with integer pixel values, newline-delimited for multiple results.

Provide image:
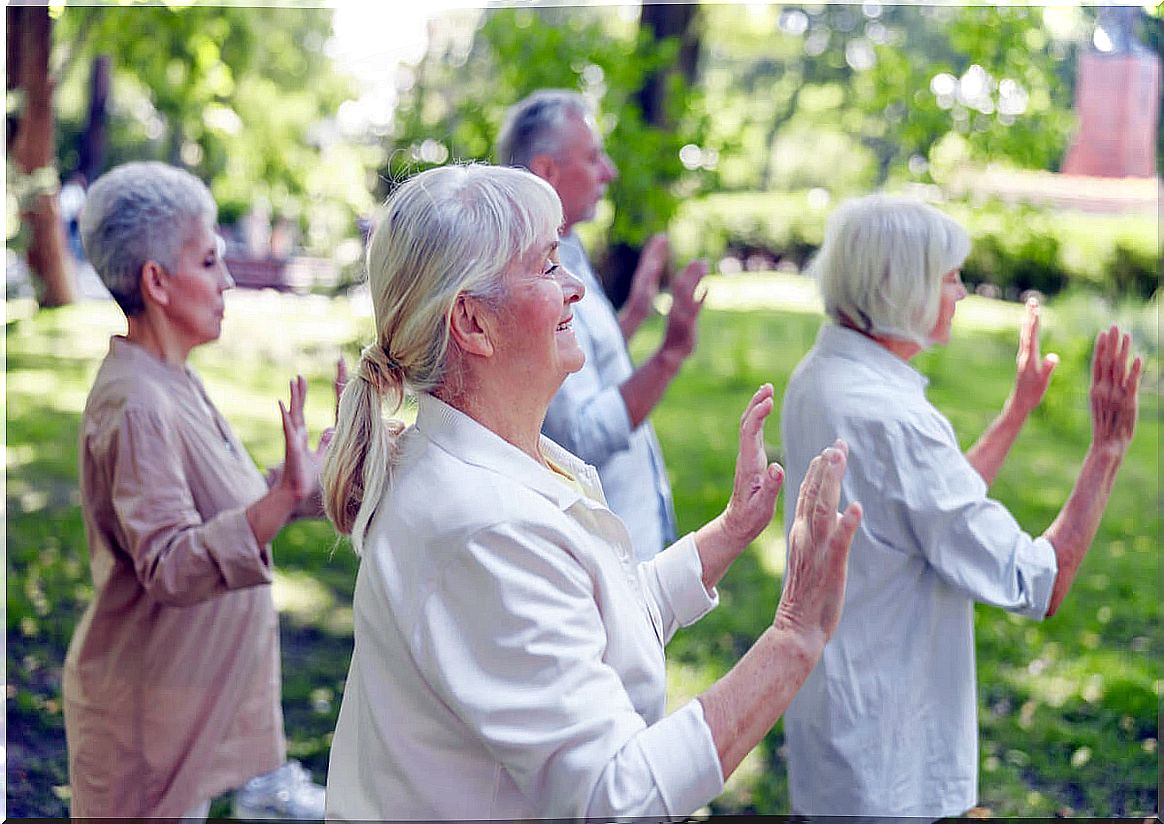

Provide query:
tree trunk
left=602, top=2, right=701, bottom=309
left=9, top=6, right=75, bottom=307
left=79, top=55, right=111, bottom=184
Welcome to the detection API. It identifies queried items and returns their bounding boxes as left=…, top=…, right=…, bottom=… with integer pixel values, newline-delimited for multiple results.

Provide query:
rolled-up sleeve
left=880, top=417, right=1058, bottom=619
left=111, top=408, right=272, bottom=606
left=411, top=521, right=723, bottom=819
left=640, top=532, right=719, bottom=643
left=542, top=313, right=634, bottom=465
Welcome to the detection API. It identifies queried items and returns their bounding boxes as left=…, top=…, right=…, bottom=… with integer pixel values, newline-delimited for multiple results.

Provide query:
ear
left=448, top=294, right=496, bottom=359
left=139, top=260, right=171, bottom=309
left=527, top=153, right=558, bottom=186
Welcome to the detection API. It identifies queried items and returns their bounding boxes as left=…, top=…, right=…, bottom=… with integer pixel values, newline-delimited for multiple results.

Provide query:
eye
left=543, top=263, right=560, bottom=279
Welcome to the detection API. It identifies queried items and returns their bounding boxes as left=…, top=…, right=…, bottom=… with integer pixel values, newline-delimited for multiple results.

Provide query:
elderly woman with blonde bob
left=779, top=194, right=1142, bottom=818
left=321, top=163, right=862, bottom=820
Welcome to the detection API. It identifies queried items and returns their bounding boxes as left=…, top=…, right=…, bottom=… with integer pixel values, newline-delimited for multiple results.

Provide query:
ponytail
left=322, top=343, right=405, bottom=555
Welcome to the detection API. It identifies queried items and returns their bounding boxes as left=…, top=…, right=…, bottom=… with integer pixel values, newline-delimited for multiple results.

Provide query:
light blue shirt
left=542, top=232, right=677, bottom=561
left=779, top=324, right=1058, bottom=818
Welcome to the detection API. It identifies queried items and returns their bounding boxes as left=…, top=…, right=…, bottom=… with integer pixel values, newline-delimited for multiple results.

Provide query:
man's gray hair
left=811, top=194, right=971, bottom=348
left=80, top=161, right=217, bottom=317
left=496, top=89, right=594, bottom=169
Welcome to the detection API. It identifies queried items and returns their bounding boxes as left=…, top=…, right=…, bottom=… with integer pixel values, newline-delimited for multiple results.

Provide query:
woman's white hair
left=79, top=161, right=217, bottom=317
left=811, top=194, right=970, bottom=348
left=323, top=163, right=563, bottom=553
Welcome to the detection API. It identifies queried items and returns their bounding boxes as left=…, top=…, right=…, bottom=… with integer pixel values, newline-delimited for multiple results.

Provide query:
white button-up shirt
left=542, top=232, right=677, bottom=561
left=326, top=393, right=724, bottom=820
left=779, top=324, right=1058, bottom=818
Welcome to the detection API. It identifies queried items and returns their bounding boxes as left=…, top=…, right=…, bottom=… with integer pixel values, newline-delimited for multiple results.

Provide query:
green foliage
left=51, top=5, right=375, bottom=252
left=383, top=7, right=711, bottom=249
left=696, top=4, right=1085, bottom=190
left=6, top=288, right=1158, bottom=816
left=669, top=191, right=1157, bottom=301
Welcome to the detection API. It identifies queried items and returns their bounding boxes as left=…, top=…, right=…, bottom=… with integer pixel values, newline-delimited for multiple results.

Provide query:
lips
left=556, top=316, right=572, bottom=332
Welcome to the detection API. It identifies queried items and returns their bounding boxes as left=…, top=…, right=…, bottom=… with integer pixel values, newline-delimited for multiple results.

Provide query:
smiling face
left=489, top=237, right=586, bottom=401
left=927, top=268, right=967, bottom=346
left=546, top=113, right=617, bottom=232
left=158, top=218, right=234, bottom=351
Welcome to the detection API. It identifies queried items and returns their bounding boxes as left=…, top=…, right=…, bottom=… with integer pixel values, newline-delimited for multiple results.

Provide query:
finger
left=1115, top=331, right=1131, bottom=383
left=812, top=445, right=847, bottom=537
left=1125, top=355, right=1143, bottom=396
left=1028, top=300, right=1042, bottom=362
left=766, top=462, right=785, bottom=495
left=279, top=399, right=293, bottom=441
left=740, top=383, right=774, bottom=425
left=827, top=501, right=863, bottom=572
left=795, top=453, right=824, bottom=522
left=1019, top=298, right=1035, bottom=359
left=1043, top=352, right=1059, bottom=377
left=1091, top=327, right=1109, bottom=386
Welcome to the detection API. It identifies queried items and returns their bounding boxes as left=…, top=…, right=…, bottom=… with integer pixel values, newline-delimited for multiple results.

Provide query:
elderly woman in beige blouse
left=63, top=161, right=333, bottom=819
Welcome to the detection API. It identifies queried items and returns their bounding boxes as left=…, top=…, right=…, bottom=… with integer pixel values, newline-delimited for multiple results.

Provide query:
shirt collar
left=413, top=392, right=605, bottom=512
left=108, top=335, right=196, bottom=382
left=816, top=323, right=929, bottom=391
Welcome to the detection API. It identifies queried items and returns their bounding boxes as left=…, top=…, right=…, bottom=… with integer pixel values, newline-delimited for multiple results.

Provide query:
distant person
left=64, top=161, right=337, bottom=820
left=779, top=194, right=1142, bottom=817
left=321, top=163, right=862, bottom=820
left=497, top=89, right=707, bottom=561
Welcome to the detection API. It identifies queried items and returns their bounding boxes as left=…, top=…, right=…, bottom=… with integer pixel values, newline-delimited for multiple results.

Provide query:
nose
left=559, top=265, right=585, bottom=304
left=219, top=260, right=235, bottom=292
left=601, top=153, right=617, bottom=183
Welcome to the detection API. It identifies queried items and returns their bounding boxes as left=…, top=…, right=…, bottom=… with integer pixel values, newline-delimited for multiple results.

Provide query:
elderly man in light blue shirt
left=496, top=89, right=707, bottom=561
left=780, top=195, right=1142, bottom=818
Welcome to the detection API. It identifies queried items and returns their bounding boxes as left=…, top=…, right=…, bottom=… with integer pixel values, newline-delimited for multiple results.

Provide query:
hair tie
left=358, top=342, right=403, bottom=395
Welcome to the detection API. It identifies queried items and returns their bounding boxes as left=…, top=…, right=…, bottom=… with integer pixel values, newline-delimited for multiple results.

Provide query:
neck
left=434, top=370, right=549, bottom=467
left=839, top=318, right=921, bottom=361
left=125, top=312, right=192, bottom=366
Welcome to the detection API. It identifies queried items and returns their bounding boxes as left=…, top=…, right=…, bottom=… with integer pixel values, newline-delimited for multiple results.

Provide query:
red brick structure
left=1063, top=48, right=1160, bottom=179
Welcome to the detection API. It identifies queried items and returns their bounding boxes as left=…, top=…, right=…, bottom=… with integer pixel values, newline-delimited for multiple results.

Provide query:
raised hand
left=276, top=375, right=316, bottom=504
left=659, top=257, right=708, bottom=364
left=1089, top=324, right=1141, bottom=460
left=619, top=233, right=670, bottom=340
left=775, top=440, right=862, bottom=641
left=1009, top=297, right=1059, bottom=417
left=721, top=384, right=785, bottom=546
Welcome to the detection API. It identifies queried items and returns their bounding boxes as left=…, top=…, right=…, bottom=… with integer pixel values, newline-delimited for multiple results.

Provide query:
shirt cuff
left=205, top=507, right=274, bottom=589
left=653, top=533, right=719, bottom=627
left=640, top=698, right=724, bottom=817
left=1020, top=535, right=1059, bottom=620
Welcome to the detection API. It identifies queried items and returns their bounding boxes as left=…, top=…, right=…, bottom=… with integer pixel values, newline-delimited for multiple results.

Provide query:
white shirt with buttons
left=326, top=393, right=724, bottom=820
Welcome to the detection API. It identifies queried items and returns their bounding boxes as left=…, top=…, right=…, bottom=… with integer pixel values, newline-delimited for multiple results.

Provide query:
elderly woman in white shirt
left=321, top=163, right=862, bottom=820
left=779, top=194, right=1142, bottom=818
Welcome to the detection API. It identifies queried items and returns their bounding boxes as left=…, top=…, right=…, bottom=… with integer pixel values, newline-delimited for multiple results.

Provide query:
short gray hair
left=80, top=161, right=217, bottom=316
left=496, top=89, right=594, bottom=169
left=323, top=163, right=563, bottom=552
left=812, top=194, right=970, bottom=347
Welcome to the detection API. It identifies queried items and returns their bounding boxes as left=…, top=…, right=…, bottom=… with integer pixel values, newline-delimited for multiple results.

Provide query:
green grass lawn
left=5, top=279, right=1159, bottom=817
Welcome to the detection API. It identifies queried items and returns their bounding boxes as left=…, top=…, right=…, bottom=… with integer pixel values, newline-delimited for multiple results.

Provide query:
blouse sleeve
left=410, top=521, right=724, bottom=819
left=109, top=407, right=273, bottom=606
left=638, top=532, right=719, bottom=644
left=865, top=414, right=1058, bottom=619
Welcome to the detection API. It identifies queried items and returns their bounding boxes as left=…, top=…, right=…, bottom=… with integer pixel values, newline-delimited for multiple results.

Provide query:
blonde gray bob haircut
left=323, top=163, right=563, bottom=553
left=80, top=161, right=217, bottom=317
left=811, top=194, right=970, bottom=348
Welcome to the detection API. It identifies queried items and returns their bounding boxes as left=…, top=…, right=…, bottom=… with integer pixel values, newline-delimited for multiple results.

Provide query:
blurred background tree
left=381, top=3, right=1114, bottom=306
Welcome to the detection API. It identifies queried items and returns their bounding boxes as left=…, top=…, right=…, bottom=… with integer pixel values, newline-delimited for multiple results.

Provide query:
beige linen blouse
left=62, top=336, right=285, bottom=817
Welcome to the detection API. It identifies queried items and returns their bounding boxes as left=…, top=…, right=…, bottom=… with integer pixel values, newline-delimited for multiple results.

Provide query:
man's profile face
left=548, top=113, right=617, bottom=231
